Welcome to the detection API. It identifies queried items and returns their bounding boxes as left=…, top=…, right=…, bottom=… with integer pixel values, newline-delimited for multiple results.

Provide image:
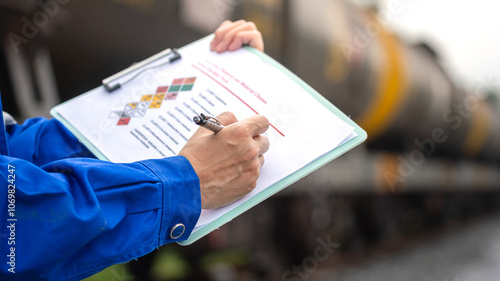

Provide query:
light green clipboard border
left=50, top=36, right=366, bottom=246
left=178, top=44, right=367, bottom=245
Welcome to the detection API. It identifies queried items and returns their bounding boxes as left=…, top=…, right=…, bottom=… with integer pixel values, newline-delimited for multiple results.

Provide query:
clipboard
left=51, top=35, right=366, bottom=246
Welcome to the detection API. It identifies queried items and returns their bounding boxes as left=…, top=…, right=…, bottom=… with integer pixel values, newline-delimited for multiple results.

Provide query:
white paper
left=53, top=36, right=356, bottom=232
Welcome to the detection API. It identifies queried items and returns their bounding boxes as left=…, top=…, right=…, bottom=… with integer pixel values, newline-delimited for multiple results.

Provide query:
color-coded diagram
left=108, top=77, right=197, bottom=125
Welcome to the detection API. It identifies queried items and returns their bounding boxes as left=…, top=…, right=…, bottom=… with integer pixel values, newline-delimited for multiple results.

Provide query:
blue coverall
left=0, top=96, right=201, bottom=280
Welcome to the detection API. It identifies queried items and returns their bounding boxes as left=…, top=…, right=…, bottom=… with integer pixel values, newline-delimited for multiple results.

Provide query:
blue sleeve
left=5, top=117, right=93, bottom=166
left=0, top=120, right=202, bottom=280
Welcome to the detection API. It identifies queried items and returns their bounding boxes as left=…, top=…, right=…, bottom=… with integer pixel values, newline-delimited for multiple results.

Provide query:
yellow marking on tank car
left=462, top=101, right=490, bottom=157
left=355, top=17, right=408, bottom=140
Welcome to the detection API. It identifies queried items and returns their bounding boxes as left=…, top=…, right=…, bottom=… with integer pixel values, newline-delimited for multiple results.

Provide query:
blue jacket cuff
left=140, top=155, right=201, bottom=244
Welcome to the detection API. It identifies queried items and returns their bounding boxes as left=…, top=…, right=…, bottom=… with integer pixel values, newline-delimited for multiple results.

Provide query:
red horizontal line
left=192, top=63, right=285, bottom=137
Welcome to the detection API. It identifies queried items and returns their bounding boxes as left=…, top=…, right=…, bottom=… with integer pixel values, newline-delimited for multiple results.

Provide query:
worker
left=0, top=20, right=268, bottom=281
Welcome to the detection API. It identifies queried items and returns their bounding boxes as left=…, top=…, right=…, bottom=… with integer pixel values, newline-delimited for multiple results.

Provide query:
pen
left=193, top=113, right=224, bottom=133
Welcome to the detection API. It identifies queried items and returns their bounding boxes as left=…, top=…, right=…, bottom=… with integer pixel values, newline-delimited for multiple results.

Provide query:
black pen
left=193, top=113, right=224, bottom=133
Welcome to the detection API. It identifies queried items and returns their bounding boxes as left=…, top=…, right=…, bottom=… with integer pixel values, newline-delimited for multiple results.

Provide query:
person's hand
left=210, top=20, right=264, bottom=53
left=179, top=112, right=270, bottom=209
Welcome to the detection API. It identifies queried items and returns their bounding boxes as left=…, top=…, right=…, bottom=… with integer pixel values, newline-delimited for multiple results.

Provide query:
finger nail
left=216, top=43, right=224, bottom=53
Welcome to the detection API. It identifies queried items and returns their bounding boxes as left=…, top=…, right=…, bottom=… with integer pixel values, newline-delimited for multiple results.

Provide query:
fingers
left=242, top=115, right=270, bottom=164
left=211, top=20, right=244, bottom=50
left=211, top=112, right=270, bottom=157
left=211, top=20, right=264, bottom=53
left=241, top=114, right=270, bottom=137
left=216, top=112, right=269, bottom=137
left=258, top=154, right=265, bottom=167
left=254, top=134, right=270, bottom=157
left=211, top=20, right=246, bottom=51
left=227, top=30, right=264, bottom=52
left=216, top=111, right=238, bottom=126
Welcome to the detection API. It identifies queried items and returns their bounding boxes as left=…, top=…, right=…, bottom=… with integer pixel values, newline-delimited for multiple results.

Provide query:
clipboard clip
left=102, top=48, right=182, bottom=92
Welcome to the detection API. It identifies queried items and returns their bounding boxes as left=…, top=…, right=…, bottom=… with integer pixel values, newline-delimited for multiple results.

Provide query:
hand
left=179, top=112, right=270, bottom=209
left=210, top=20, right=264, bottom=53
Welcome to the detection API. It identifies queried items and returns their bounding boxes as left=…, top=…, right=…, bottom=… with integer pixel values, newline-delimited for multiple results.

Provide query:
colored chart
left=108, top=77, right=197, bottom=125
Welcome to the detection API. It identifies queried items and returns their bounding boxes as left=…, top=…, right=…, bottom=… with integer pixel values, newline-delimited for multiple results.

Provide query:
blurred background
left=1, top=0, right=500, bottom=280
